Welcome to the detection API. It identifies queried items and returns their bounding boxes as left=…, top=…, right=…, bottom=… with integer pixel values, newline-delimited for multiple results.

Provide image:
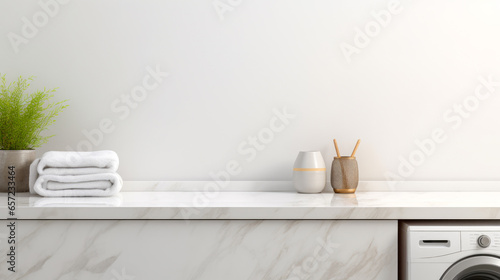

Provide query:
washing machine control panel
left=462, top=232, right=500, bottom=250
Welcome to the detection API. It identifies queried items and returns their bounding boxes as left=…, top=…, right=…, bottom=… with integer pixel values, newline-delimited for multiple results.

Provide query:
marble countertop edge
left=1, top=191, right=500, bottom=220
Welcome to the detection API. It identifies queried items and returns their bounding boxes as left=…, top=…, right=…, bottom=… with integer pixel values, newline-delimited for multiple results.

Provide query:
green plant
left=0, top=74, right=68, bottom=150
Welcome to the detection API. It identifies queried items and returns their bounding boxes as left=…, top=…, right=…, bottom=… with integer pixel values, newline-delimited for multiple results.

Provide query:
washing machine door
left=441, top=255, right=500, bottom=280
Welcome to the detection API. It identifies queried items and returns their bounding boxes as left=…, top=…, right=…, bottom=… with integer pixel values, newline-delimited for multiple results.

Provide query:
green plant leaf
left=0, top=74, right=68, bottom=150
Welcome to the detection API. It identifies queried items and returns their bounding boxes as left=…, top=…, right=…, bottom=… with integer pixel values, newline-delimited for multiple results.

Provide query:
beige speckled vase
left=0, top=150, right=36, bottom=192
left=331, top=156, right=359, bottom=194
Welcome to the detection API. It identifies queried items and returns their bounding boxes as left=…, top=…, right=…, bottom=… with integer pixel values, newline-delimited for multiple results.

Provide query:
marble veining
left=0, top=220, right=397, bottom=280
left=1, top=191, right=500, bottom=219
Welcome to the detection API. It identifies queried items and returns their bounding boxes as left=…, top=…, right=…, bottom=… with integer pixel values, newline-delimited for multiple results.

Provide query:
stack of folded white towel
left=29, top=150, right=123, bottom=197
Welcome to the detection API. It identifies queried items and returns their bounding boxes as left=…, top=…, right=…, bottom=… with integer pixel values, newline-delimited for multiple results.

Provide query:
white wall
left=1, top=0, right=500, bottom=181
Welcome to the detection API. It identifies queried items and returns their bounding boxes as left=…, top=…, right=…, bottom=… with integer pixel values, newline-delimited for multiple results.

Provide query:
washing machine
left=400, top=221, right=500, bottom=280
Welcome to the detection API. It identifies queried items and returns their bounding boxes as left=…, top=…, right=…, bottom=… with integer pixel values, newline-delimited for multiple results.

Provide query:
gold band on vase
left=333, top=188, right=357, bottom=194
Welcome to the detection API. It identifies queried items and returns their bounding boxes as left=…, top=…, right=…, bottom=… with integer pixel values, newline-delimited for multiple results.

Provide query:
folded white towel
left=29, top=155, right=123, bottom=197
left=37, top=150, right=119, bottom=175
left=30, top=172, right=123, bottom=197
left=30, top=158, right=41, bottom=195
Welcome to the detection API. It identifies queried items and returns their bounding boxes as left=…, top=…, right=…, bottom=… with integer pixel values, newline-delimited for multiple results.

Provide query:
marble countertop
left=2, top=191, right=500, bottom=220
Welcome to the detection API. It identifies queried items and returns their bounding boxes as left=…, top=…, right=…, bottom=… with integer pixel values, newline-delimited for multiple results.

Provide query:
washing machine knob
left=478, top=235, right=491, bottom=248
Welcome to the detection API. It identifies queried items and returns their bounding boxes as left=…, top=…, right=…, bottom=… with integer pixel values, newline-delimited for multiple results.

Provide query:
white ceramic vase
left=293, top=151, right=326, bottom=193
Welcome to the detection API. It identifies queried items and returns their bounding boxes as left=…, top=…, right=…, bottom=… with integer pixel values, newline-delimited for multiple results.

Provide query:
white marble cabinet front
left=0, top=220, right=397, bottom=280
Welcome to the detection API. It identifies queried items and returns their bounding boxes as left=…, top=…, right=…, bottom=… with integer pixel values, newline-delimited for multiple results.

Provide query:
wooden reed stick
left=333, top=139, right=341, bottom=158
left=350, top=139, right=361, bottom=157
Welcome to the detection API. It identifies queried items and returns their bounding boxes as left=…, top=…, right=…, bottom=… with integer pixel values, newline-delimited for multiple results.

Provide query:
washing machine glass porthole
left=441, top=256, right=500, bottom=280
left=460, top=274, right=500, bottom=280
